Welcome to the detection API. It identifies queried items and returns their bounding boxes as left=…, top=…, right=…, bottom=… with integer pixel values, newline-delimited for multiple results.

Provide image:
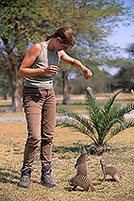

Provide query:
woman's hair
left=45, top=27, right=75, bottom=47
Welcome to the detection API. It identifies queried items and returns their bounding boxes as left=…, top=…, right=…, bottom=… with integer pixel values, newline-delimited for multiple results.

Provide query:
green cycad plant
left=56, top=88, right=134, bottom=151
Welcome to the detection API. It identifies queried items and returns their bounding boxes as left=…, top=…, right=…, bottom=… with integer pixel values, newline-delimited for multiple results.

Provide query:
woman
left=18, top=27, right=92, bottom=188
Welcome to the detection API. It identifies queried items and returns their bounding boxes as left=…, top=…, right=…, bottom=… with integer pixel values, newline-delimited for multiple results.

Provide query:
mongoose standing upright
left=75, top=145, right=87, bottom=176
left=100, top=159, right=122, bottom=182
left=69, top=146, right=95, bottom=191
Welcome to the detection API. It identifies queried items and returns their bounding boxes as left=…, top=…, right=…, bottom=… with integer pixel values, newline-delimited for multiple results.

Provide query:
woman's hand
left=82, top=67, right=93, bottom=80
left=59, top=50, right=93, bottom=79
left=44, top=65, right=60, bottom=75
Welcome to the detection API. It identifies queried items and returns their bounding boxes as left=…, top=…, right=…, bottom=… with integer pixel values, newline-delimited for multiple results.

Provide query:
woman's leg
left=23, top=87, right=44, bottom=167
left=40, top=88, right=56, bottom=166
left=40, top=88, right=56, bottom=187
left=18, top=87, right=45, bottom=188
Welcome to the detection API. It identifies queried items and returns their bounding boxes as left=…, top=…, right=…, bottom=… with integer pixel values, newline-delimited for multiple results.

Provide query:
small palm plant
left=56, top=88, right=134, bottom=154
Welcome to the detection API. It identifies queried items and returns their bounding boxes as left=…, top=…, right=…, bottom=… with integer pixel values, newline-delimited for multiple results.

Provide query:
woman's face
left=55, top=38, right=71, bottom=51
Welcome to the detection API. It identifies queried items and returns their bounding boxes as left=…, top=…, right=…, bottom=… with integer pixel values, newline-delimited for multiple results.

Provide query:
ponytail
left=45, top=33, right=53, bottom=41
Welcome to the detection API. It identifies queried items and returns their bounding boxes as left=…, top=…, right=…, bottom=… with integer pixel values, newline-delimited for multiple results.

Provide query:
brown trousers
left=23, top=86, right=56, bottom=167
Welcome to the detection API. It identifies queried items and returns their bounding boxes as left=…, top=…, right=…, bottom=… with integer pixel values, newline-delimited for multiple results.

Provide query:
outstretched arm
left=59, top=50, right=93, bottom=80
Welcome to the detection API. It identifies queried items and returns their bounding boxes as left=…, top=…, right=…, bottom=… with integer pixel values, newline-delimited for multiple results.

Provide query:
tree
left=50, top=0, right=131, bottom=104
left=111, top=60, right=134, bottom=92
left=0, top=0, right=49, bottom=111
left=0, top=0, right=129, bottom=110
left=69, top=69, right=110, bottom=94
left=56, top=88, right=134, bottom=154
left=109, top=43, right=134, bottom=92
left=126, top=43, right=134, bottom=57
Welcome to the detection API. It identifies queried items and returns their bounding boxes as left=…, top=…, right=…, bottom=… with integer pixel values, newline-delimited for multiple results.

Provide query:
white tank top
left=24, top=42, right=60, bottom=89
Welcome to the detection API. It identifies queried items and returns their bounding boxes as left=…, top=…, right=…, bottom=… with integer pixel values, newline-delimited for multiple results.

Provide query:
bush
left=56, top=88, right=134, bottom=148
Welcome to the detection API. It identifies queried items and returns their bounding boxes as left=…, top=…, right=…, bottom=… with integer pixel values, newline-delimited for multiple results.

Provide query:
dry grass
left=0, top=120, right=134, bottom=201
left=0, top=93, right=134, bottom=200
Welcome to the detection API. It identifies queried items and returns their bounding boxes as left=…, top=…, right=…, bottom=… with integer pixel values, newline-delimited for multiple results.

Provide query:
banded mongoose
left=69, top=175, right=95, bottom=191
left=100, top=159, right=122, bottom=182
left=75, top=145, right=87, bottom=176
left=69, top=146, right=95, bottom=191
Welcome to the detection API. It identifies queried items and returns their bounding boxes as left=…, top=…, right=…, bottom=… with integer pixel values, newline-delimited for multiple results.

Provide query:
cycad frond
left=56, top=108, right=94, bottom=134
left=85, top=87, right=103, bottom=131
left=86, top=87, right=100, bottom=115
left=103, top=89, right=123, bottom=113
left=86, top=87, right=96, bottom=100
left=104, top=120, right=134, bottom=144
left=56, top=119, right=97, bottom=144
left=56, top=89, right=134, bottom=146
left=105, top=103, right=134, bottom=127
left=119, top=103, right=134, bottom=115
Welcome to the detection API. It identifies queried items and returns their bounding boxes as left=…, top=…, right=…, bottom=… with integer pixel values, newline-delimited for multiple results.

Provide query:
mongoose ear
left=81, top=146, right=87, bottom=154
left=81, top=145, right=84, bottom=152
left=81, top=145, right=84, bottom=149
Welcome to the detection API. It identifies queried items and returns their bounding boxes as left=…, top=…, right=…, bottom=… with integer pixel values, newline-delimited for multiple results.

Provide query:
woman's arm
left=59, top=50, right=93, bottom=79
left=18, top=43, right=59, bottom=77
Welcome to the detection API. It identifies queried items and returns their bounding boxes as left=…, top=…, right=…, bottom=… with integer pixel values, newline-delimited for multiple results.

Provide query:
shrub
left=56, top=88, right=134, bottom=148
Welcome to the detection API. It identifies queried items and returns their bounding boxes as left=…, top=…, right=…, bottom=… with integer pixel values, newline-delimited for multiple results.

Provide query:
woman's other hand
left=82, top=67, right=93, bottom=80
left=44, top=65, right=60, bottom=75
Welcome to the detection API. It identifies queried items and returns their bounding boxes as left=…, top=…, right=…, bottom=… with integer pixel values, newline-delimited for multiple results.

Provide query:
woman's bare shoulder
left=29, top=43, right=41, bottom=56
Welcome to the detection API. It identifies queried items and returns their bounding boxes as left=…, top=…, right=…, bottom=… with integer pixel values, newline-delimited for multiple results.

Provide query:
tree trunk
left=62, top=71, right=70, bottom=105
left=1, top=37, right=24, bottom=112
left=9, top=74, right=23, bottom=112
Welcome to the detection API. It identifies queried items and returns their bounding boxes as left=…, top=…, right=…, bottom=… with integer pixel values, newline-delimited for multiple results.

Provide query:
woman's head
left=46, top=27, right=75, bottom=48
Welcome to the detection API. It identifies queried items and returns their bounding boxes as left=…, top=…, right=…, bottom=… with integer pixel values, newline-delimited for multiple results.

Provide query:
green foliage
left=0, top=0, right=50, bottom=53
left=56, top=88, right=134, bottom=146
left=0, top=0, right=131, bottom=110
left=0, top=0, right=130, bottom=61
left=104, top=42, right=134, bottom=92
left=108, top=53, right=134, bottom=92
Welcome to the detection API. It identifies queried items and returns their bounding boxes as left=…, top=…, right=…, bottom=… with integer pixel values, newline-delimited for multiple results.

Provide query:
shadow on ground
left=0, top=168, right=20, bottom=185
left=53, top=145, right=81, bottom=154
